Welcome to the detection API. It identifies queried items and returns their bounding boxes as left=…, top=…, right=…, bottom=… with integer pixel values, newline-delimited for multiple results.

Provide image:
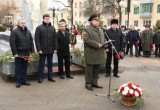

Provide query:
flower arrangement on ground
left=115, top=81, right=144, bottom=108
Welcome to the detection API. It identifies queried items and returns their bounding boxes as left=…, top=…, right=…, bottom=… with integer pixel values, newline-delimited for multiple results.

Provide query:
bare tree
left=52, top=0, right=74, bottom=25
left=83, top=0, right=122, bottom=26
left=0, top=0, right=16, bottom=24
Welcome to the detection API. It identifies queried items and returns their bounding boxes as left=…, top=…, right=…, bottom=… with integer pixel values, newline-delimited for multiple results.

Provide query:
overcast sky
left=48, top=0, right=68, bottom=9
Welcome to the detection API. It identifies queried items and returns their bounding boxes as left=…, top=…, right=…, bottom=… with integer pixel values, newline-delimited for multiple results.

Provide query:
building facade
left=121, top=0, right=160, bottom=30
left=0, top=0, right=22, bottom=26
left=72, top=0, right=117, bottom=27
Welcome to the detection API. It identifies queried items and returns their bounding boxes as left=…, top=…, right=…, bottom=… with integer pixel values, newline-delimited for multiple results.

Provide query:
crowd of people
left=9, top=12, right=160, bottom=91
left=120, top=24, right=160, bottom=58
left=9, top=14, right=78, bottom=88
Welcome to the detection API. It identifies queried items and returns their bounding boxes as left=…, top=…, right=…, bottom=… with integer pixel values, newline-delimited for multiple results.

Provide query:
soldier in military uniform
left=82, top=13, right=105, bottom=91
left=141, top=25, right=153, bottom=57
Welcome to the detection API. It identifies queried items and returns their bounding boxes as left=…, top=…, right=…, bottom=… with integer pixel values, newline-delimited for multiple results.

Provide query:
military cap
left=88, top=12, right=100, bottom=21
left=111, top=19, right=118, bottom=25
left=145, top=24, right=150, bottom=28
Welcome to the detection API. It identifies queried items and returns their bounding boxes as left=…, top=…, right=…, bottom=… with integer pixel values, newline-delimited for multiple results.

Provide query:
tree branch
left=52, top=0, right=70, bottom=7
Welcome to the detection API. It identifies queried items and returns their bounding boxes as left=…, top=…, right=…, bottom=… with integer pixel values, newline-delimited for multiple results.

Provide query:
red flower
left=74, top=29, right=78, bottom=35
left=126, top=92, right=130, bottom=97
left=120, top=87, right=124, bottom=93
left=135, top=42, right=139, bottom=46
left=24, top=56, right=30, bottom=61
left=116, top=53, right=120, bottom=59
left=132, top=93, right=135, bottom=97
left=150, top=42, right=153, bottom=48
left=135, top=88, right=141, bottom=95
left=128, top=83, right=133, bottom=89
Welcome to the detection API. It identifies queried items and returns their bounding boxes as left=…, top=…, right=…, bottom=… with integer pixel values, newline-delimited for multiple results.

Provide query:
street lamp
left=49, top=7, right=56, bottom=26
left=119, top=0, right=139, bottom=28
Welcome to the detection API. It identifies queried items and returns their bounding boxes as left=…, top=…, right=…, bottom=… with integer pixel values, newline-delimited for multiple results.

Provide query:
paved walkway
left=0, top=56, right=160, bottom=110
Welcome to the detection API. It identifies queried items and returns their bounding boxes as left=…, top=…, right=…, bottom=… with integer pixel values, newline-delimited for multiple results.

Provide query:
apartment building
left=121, top=0, right=160, bottom=30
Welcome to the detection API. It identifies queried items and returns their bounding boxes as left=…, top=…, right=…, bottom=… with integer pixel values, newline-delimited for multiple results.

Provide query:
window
left=157, top=5, right=160, bottom=13
left=75, top=12, right=77, bottom=16
left=143, top=20, right=151, bottom=27
left=75, top=3, right=77, bottom=8
left=134, top=7, right=139, bottom=14
left=125, top=8, right=127, bottom=15
left=79, top=11, right=82, bottom=17
left=79, top=2, right=82, bottom=8
left=134, top=20, right=138, bottom=27
left=141, top=4, right=152, bottom=13
left=61, top=13, right=63, bottom=18
left=125, top=20, right=128, bottom=27
left=84, top=21, right=86, bottom=26
left=75, top=21, right=78, bottom=25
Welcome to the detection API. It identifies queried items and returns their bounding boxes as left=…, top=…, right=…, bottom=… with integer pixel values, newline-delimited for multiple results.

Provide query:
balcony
left=140, top=12, right=152, bottom=18
left=140, top=0, right=154, bottom=4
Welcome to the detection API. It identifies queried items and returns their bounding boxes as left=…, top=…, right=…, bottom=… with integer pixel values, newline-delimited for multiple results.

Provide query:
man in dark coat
left=83, top=12, right=105, bottom=91
left=10, top=19, right=34, bottom=88
left=127, top=25, right=140, bottom=57
left=141, top=25, right=153, bottom=57
left=153, top=27, right=160, bottom=57
left=105, top=19, right=123, bottom=78
left=35, top=14, right=57, bottom=83
left=57, top=19, right=73, bottom=79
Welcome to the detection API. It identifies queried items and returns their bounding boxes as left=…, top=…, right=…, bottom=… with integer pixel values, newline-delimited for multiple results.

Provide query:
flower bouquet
left=116, top=82, right=144, bottom=107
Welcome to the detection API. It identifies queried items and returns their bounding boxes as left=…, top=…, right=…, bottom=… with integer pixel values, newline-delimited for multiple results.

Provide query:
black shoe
left=113, top=74, right=120, bottom=78
left=21, top=82, right=31, bottom=86
left=60, top=75, right=65, bottom=79
left=38, top=79, right=43, bottom=83
left=105, top=74, right=110, bottom=77
left=86, top=86, right=93, bottom=91
left=48, top=78, right=56, bottom=82
left=66, top=75, right=74, bottom=79
left=16, top=84, right=20, bottom=88
left=92, top=84, right=103, bottom=88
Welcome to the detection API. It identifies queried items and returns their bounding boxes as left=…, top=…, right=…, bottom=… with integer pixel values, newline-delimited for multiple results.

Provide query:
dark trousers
left=155, top=45, right=160, bottom=57
left=125, top=43, right=130, bottom=54
left=139, top=43, right=142, bottom=56
left=58, top=55, right=70, bottom=76
left=85, top=64, right=100, bottom=86
left=106, top=53, right=118, bottom=75
left=130, top=41, right=139, bottom=56
left=15, top=57, right=28, bottom=84
left=39, top=54, right=53, bottom=80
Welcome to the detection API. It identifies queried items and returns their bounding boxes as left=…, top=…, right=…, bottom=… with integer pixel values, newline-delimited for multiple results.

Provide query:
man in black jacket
left=127, top=25, right=139, bottom=57
left=57, top=19, right=73, bottom=79
left=153, top=27, right=160, bottom=57
left=105, top=19, right=123, bottom=78
left=35, top=14, right=57, bottom=83
left=10, top=19, right=34, bottom=88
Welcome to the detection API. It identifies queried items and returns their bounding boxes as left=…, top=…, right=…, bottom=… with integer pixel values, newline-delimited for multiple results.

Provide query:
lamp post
left=49, top=7, right=58, bottom=27
left=119, top=0, right=139, bottom=28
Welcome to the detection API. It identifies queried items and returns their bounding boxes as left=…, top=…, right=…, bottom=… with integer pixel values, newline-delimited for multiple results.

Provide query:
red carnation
left=74, top=29, right=78, bottom=35
left=120, top=87, right=124, bottom=93
left=135, top=42, right=139, bottom=46
left=116, top=53, right=120, bottom=59
left=128, top=83, right=133, bottom=89
left=126, top=92, right=130, bottom=97
left=132, top=93, right=135, bottom=97
left=150, top=42, right=153, bottom=48
left=135, top=88, right=141, bottom=95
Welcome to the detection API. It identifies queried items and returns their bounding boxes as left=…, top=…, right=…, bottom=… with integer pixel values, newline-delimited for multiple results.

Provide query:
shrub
left=0, top=26, right=7, bottom=32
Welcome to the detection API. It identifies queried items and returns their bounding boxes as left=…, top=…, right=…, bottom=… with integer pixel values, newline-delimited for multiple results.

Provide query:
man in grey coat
left=82, top=12, right=105, bottom=91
